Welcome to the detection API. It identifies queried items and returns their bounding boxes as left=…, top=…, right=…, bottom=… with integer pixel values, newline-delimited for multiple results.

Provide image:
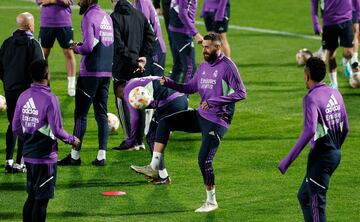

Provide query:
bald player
left=0, top=12, right=44, bottom=173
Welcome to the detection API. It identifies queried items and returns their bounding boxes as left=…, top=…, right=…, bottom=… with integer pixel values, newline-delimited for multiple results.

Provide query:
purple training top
left=164, top=53, right=246, bottom=128
left=36, top=0, right=73, bottom=28
left=278, top=83, right=349, bottom=174
left=169, top=0, right=198, bottom=36
left=200, top=0, right=229, bottom=21
left=311, top=0, right=354, bottom=34
left=12, top=83, right=76, bottom=164
left=123, top=76, right=184, bottom=146
left=74, top=4, right=114, bottom=77
left=135, top=0, right=166, bottom=53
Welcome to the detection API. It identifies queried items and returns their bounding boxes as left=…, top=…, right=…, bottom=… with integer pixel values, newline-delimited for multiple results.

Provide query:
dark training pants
left=156, top=109, right=227, bottom=186
left=73, top=77, right=110, bottom=151
left=23, top=163, right=56, bottom=222
left=169, top=31, right=196, bottom=83
left=5, top=90, right=24, bottom=163
left=298, top=149, right=341, bottom=222
left=23, top=196, right=49, bottom=222
left=146, top=96, right=188, bottom=170
left=144, top=41, right=166, bottom=76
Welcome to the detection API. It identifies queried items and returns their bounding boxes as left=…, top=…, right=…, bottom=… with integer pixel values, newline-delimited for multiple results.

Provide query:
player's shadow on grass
left=172, top=135, right=296, bottom=142
left=0, top=180, right=147, bottom=192
left=0, top=210, right=192, bottom=220
left=59, top=180, right=148, bottom=189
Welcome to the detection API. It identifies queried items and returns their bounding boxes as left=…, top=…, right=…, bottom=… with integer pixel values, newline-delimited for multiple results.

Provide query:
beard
left=79, top=4, right=89, bottom=15
left=203, top=50, right=218, bottom=63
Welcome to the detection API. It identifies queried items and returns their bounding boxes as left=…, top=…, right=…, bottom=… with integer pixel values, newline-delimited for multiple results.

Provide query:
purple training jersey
left=12, top=83, right=76, bottom=164
left=200, top=0, right=229, bottom=21
left=278, top=83, right=349, bottom=174
left=135, top=0, right=166, bottom=53
left=164, top=53, right=246, bottom=128
left=36, top=0, right=73, bottom=27
left=123, top=76, right=184, bottom=145
left=311, top=0, right=354, bottom=34
left=169, top=0, right=198, bottom=36
left=74, top=4, right=114, bottom=77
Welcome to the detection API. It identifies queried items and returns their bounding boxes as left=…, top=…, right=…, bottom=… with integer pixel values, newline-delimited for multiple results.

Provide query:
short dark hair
left=30, top=59, right=48, bottom=82
left=305, top=57, right=326, bottom=82
left=203, top=33, right=222, bottom=44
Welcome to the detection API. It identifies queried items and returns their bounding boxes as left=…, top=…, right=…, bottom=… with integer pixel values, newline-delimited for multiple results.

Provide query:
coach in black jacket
left=111, top=0, right=155, bottom=83
left=0, top=12, right=44, bottom=173
left=110, top=0, right=155, bottom=150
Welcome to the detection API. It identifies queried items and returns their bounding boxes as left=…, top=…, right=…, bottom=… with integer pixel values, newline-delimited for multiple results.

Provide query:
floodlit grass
left=0, top=0, right=359, bottom=221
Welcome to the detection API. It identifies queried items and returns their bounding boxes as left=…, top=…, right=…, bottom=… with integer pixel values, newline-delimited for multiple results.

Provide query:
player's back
left=306, top=83, right=348, bottom=151
left=16, top=83, right=59, bottom=162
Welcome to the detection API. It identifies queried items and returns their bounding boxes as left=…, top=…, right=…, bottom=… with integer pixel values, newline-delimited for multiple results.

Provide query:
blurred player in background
left=111, top=0, right=155, bottom=150
left=168, top=0, right=203, bottom=83
left=0, top=12, right=44, bottom=173
left=351, top=0, right=360, bottom=71
left=133, top=0, right=166, bottom=77
left=311, top=0, right=359, bottom=88
left=12, top=59, right=80, bottom=222
left=131, top=34, right=246, bottom=212
left=201, top=0, right=231, bottom=57
left=35, top=0, right=76, bottom=96
left=278, top=57, right=349, bottom=222
left=153, top=0, right=172, bottom=49
left=58, top=0, right=113, bottom=166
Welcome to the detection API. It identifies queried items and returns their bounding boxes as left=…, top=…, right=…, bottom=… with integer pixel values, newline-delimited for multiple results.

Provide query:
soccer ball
left=107, top=113, right=120, bottom=132
left=349, top=72, right=360, bottom=88
left=128, top=86, right=151, bottom=109
left=0, top=95, right=6, bottom=112
left=296, top=48, right=312, bottom=66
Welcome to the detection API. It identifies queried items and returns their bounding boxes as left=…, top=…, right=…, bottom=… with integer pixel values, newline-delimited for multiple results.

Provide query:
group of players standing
left=0, top=0, right=353, bottom=221
left=1, top=0, right=241, bottom=220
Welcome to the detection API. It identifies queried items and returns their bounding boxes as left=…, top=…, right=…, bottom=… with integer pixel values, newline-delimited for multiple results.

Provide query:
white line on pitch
left=2, top=4, right=320, bottom=41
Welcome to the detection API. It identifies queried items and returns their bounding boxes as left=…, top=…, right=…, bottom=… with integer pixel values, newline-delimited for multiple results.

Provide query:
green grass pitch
left=0, top=0, right=359, bottom=221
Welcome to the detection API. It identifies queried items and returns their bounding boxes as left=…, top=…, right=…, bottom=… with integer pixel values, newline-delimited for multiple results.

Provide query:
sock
left=352, top=52, right=359, bottom=64
left=67, top=76, right=75, bottom=88
left=71, top=149, right=80, bottom=160
left=329, top=72, right=338, bottom=85
left=97, top=150, right=106, bottom=160
left=206, top=188, right=217, bottom=204
left=159, top=168, right=168, bottom=179
left=6, top=159, right=13, bottom=166
left=150, top=152, right=162, bottom=170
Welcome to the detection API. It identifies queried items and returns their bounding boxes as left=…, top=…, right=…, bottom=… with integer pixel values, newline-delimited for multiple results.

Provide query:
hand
left=63, top=0, right=72, bottom=6
left=72, top=137, right=81, bottom=150
left=155, top=8, right=162, bottom=15
left=277, top=162, right=287, bottom=175
left=201, top=101, right=210, bottom=110
left=194, top=33, right=203, bottom=44
left=41, top=0, right=56, bottom=5
left=159, top=76, right=166, bottom=85
left=69, top=42, right=78, bottom=50
left=134, top=57, right=147, bottom=73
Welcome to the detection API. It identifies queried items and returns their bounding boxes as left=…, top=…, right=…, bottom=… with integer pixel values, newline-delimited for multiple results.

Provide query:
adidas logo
left=22, top=97, right=38, bottom=115
left=325, top=94, right=340, bottom=114
left=100, top=16, right=112, bottom=30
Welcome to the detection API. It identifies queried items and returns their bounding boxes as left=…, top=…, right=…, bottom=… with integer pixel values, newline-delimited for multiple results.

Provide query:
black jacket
left=111, top=0, right=155, bottom=81
left=0, top=30, right=44, bottom=92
